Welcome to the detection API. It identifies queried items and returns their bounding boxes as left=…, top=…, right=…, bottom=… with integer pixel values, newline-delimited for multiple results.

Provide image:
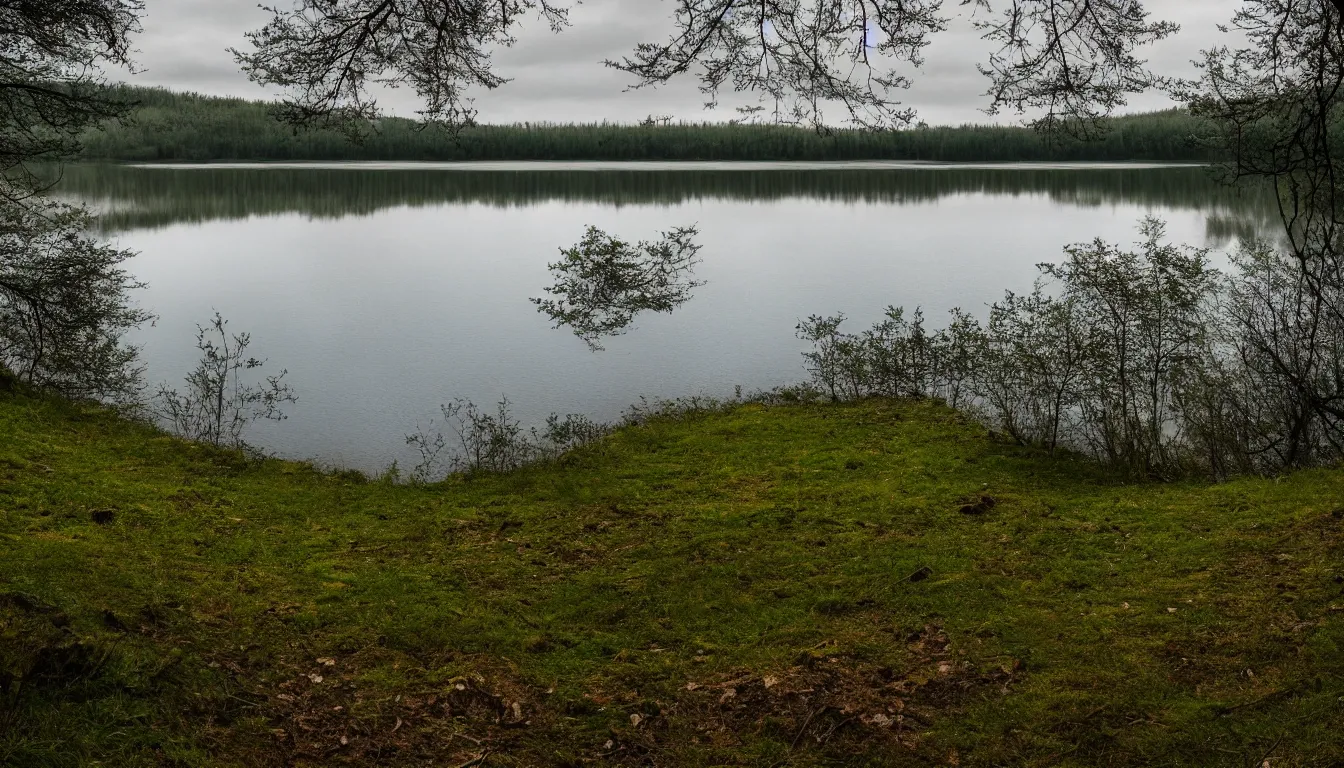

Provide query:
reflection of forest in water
left=59, top=163, right=1280, bottom=245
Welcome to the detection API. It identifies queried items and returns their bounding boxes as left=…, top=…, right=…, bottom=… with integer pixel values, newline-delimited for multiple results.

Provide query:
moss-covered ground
left=2, top=384, right=1342, bottom=766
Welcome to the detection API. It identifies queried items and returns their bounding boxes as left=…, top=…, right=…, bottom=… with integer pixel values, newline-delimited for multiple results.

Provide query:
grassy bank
left=78, top=87, right=1215, bottom=164
left=2, top=383, right=1342, bottom=766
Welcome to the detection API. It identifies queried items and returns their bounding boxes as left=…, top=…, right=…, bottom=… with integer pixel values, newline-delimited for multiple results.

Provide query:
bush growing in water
left=532, top=225, right=705, bottom=351
left=799, top=216, right=1344, bottom=478
left=154, top=312, right=296, bottom=450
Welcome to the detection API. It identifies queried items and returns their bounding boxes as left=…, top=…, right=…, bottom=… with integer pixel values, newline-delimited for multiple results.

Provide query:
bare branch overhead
left=233, top=0, right=1179, bottom=133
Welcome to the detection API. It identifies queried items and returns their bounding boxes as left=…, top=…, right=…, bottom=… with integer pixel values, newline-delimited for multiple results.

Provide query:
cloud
left=120, top=0, right=1238, bottom=126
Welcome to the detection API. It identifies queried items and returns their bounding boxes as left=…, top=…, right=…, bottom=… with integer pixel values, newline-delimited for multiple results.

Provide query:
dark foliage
left=79, top=87, right=1214, bottom=162
left=532, top=225, right=704, bottom=351
left=0, top=199, right=149, bottom=400
left=972, top=0, right=1179, bottom=137
left=232, top=0, right=569, bottom=136
left=0, top=0, right=142, bottom=197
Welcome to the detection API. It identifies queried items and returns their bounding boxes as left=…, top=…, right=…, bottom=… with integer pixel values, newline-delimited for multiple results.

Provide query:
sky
left=124, top=0, right=1237, bottom=126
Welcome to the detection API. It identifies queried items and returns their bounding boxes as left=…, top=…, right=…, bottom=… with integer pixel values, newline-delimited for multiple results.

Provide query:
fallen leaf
left=685, top=682, right=700, bottom=691
left=308, top=674, right=324, bottom=684
left=629, top=713, right=643, bottom=727
left=1167, top=607, right=1178, bottom=614
left=762, top=675, right=779, bottom=689
left=719, top=688, right=737, bottom=704
left=1121, top=602, right=1130, bottom=609
left=316, top=657, right=336, bottom=667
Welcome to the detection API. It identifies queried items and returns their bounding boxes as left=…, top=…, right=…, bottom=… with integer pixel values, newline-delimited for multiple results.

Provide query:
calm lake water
left=59, top=162, right=1274, bottom=473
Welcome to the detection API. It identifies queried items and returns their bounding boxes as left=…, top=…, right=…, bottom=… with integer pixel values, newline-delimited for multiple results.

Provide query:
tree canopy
left=231, top=0, right=1182, bottom=133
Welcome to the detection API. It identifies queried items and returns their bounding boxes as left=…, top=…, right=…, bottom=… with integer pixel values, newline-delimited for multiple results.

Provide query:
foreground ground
left=1, top=384, right=1342, bottom=767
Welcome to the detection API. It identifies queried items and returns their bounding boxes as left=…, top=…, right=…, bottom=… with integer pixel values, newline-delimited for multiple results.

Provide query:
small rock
left=958, top=495, right=997, bottom=515
left=908, top=566, right=934, bottom=583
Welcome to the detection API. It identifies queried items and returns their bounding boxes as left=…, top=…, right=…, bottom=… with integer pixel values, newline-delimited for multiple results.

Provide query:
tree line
left=79, top=86, right=1216, bottom=164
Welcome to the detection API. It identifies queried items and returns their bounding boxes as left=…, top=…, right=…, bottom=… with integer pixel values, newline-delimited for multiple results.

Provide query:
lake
left=58, top=162, right=1275, bottom=474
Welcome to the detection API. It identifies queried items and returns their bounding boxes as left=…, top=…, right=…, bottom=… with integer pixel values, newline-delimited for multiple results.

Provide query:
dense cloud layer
left=124, top=0, right=1233, bottom=126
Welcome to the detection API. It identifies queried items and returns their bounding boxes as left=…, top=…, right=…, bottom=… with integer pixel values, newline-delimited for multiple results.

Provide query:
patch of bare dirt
left=590, top=624, right=1018, bottom=766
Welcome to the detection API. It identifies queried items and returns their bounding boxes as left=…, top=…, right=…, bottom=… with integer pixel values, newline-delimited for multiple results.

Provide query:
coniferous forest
left=79, top=86, right=1216, bottom=163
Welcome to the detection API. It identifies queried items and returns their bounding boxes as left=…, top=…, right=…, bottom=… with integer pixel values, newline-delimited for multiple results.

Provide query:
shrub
left=0, top=200, right=151, bottom=402
left=154, top=313, right=296, bottom=450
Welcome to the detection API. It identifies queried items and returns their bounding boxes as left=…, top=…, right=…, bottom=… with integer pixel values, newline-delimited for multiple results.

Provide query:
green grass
left=1, top=383, right=1342, bottom=766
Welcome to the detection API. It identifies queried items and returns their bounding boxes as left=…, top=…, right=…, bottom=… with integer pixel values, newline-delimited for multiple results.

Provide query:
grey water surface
left=59, top=162, right=1274, bottom=473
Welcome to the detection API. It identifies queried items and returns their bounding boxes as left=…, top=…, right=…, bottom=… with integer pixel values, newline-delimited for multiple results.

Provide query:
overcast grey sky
left=125, top=1, right=1236, bottom=126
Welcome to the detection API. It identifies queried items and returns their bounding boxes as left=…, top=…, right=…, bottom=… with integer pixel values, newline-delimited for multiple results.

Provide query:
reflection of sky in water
left=64, top=165, right=1275, bottom=473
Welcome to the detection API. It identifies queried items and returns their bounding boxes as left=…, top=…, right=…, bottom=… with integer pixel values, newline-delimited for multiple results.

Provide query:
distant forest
left=79, top=86, right=1216, bottom=163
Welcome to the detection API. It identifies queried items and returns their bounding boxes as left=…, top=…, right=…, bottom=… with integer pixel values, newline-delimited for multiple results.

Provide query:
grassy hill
left=2, top=381, right=1342, bottom=766
left=77, top=86, right=1216, bottom=164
